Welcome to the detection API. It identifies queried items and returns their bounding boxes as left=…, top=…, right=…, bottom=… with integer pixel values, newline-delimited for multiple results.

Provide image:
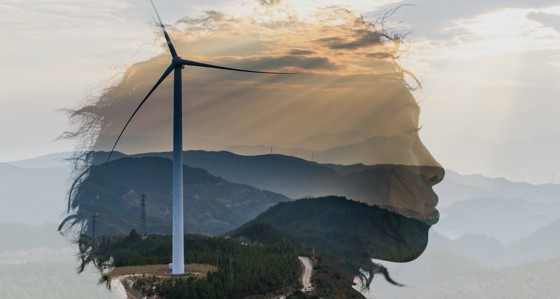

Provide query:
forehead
left=349, top=81, right=419, bottom=119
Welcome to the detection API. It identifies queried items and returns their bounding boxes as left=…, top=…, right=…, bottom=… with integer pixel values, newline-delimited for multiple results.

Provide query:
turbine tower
left=91, top=212, right=98, bottom=254
left=107, top=0, right=294, bottom=275
left=140, top=193, right=147, bottom=237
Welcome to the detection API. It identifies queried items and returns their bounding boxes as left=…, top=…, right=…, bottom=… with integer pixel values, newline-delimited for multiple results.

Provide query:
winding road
left=298, top=256, right=313, bottom=292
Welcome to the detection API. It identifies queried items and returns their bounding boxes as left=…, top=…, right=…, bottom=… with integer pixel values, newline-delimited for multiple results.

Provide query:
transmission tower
left=91, top=213, right=98, bottom=254
left=140, top=193, right=147, bottom=237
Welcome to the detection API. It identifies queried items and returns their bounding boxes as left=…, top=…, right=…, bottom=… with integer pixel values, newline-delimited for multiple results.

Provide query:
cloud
left=241, top=56, right=339, bottom=70
left=257, top=0, right=283, bottom=7
left=288, top=49, right=315, bottom=55
left=527, top=11, right=560, bottom=33
left=367, top=0, right=560, bottom=40
left=318, top=30, right=384, bottom=50
left=65, top=5, right=424, bottom=165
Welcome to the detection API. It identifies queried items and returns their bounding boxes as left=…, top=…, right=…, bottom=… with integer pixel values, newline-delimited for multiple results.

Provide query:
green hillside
left=89, top=231, right=302, bottom=299
left=230, top=196, right=432, bottom=293
left=230, top=222, right=367, bottom=298
left=60, top=156, right=288, bottom=237
left=85, top=223, right=365, bottom=299
left=236, top=196, right=431, bottom=264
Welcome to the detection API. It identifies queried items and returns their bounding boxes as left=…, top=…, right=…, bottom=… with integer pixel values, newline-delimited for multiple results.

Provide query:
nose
left=421, top=166, right=445, bottom=187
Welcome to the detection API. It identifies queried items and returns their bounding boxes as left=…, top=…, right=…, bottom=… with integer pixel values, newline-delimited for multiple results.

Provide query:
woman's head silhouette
left=60, top=3, right=444, bottom=291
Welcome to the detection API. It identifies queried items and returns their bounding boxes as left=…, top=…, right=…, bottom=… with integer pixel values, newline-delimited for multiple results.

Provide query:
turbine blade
left=150, top=0, right=178, bottom=58
left=107, top=64, right=174, bottom=162
left=180, top=59, right=297, bottom=74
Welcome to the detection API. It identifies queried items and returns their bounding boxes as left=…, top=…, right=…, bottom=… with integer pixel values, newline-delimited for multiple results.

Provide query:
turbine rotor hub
left=172, top=56, right=184, bottom=68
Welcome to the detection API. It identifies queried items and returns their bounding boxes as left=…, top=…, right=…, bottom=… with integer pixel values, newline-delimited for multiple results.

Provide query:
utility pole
left=312, top=248, right=315, bottom=261
left=140, top=193, right=147, bottom=237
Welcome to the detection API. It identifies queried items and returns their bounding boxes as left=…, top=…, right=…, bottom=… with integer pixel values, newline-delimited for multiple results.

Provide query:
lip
left=402, top=207, right=439, bottom=225
left=417, top=208, right=439, bottom=226
left=414, top=193, right=440, bottom=225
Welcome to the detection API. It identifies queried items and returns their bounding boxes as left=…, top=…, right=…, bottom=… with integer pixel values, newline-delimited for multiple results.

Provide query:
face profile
left=330, top=78, right=444, bottom=227
left=60, top=2, right=444, bottom=293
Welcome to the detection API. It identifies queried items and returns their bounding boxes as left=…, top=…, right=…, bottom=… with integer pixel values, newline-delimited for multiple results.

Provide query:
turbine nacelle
left=172, top=56, right=185, bottom=69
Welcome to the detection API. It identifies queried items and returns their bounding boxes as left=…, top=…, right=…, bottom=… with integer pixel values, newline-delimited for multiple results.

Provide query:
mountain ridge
left=62, top=156, right=288, bottom=236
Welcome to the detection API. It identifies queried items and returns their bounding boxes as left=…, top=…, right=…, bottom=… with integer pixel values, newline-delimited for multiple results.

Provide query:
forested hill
left=64, top=156, right=288, bottom=236
left=228, top=222, right=367, bottom=299
left=90, top=224, right=365, bottom=299
left=232, top=196, right=432, bottom=271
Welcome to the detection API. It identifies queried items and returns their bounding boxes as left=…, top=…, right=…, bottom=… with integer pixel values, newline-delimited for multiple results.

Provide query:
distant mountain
left=224, top=145, right=313, bottom=160
left=224, top=135, right=423, bottom=166
left=0, top=163, right=71, bottom=224
left=226, top=132, right=560, bottom=199
left=435, top=197, right=560, bottom=242
left=228, top=130, right=560, bottom=185
left=504, top=217, right=560, bottom=266
left=134, top=151, right=560, bottom=208
left=412, top=230, right=508, bottom=268
left=62, top=156, right=288, bottom=236
left=315, top=135, right=419, bottom=166
left=137, top=150, right=339, bottom=200
left=0, top=223, right=67, bottom=252
left=290, top=131, right=368, bottom=150
left=7, top=152, right=74, bottom=168
left=130, top=151, right=443, bottom=217
left=432, top=171, right=560, bottom=243
left=370, top=244, right=491, bottom=289
left=423, top=218, right=560, bottom=268
left=365, top=229, right=560, bottom=298
left=224, top=131, right=369, bottom=158
left=436, top=169, right=560, bottom=206
left=450, top=233, right=506, bottom=266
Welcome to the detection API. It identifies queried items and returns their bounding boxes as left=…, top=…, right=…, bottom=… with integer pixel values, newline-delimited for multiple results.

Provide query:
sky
left=1, top=0, right=559, bottom=184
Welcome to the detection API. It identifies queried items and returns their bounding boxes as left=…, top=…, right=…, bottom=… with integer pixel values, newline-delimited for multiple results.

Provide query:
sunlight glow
left=445, top=7, right=560, bottom=58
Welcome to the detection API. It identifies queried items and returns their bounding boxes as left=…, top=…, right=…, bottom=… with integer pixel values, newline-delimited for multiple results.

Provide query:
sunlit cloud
left=63, top=3, right=440, bottom=170
left=437, top=7, right=560, bottom=59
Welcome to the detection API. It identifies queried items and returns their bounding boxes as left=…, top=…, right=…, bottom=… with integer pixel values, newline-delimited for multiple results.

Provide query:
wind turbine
left=106, top=0, right=294, bottom=275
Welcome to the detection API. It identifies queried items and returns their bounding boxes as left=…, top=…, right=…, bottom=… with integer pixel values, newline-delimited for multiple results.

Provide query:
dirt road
left=298, top=256, right=313, bottom=292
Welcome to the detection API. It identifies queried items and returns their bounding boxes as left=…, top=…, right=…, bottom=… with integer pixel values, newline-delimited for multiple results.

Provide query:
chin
left=371, top=208, right=433, bottom=263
